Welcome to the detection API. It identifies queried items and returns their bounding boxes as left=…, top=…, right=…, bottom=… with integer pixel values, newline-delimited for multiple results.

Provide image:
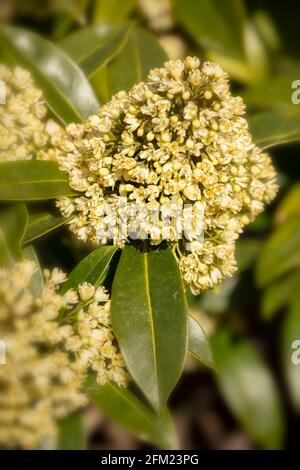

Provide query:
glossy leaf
left=24, top=212, right=71, bottom=244
left=111, top=245, right=188, bottom=412
left=57, top=412, right=86, bottom=450
left=0, top=161, right=74, bottom=201
left=173, top=0, right=246, bottom=59
left=211, top=330, right=284, bottom=449
left=106, top=27, right=167, bottom=95
left=282, top=302, right=300, bottom=412
left=256, top=218, right=300, bottom=287
left=23, top=245, right=44, bottom=296
left=0, top=204, right=28, bottom=266
left=0, top=25, right=100, bottom=123
left=85, top=376, right=178, bottom=449
left=188, top=316, right=214, bottom=369
left=61, top=246, right=118, bottom=294
left=249, top=109, right=300, bottom=149
left=60, top=24, right=130, bottom=78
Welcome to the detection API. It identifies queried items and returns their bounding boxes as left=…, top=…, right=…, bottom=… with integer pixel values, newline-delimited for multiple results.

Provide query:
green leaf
left=92, top=0, right=137, bottom=23
left=256, top=218, right=300, bottom=287
left=242, top=76, right=294, bottom=110
left=0, top=204, right=28, bottom=266
left=57, top=412, right=86, bottom=450
left=0, top=25, right=100, bottom=123
left=61, top=246, right=118, bottom=294
left=249, top=109, right=300, bottom=149
left=111, top=245, right=188, bottom=412
left=106, top=27, right=167, bottom=96
left=85, top=376, right=178, bottom=449
left=188, top=316, right=214, bottom=369
left=0, top=161, right=74, bottom=201
left=173, top=0, right=246, bottom=59
left=22, top=245, right=44, bottom=296
left=211, top=330, right=284, bottom=449
left=23, top=212, right=71, bottom=244
left=282, top=302, right=300, bottom=412
left=261, top=271, right=300, bottom=320
left=275, top=183, right=300, bottom=225
left=60, top=24, right=130, bottom=78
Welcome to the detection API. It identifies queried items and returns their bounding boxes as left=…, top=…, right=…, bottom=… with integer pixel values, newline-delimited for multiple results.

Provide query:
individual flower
left=0, top=260, right=128, bottom=449
left=55, top=57, right=278, bottom=294
left=0, top=65, right=64, bottom=162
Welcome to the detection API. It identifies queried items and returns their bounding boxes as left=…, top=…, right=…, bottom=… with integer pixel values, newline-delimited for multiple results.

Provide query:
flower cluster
left=0, top=260, right=127, bottom=449
left=55, top=57, right=277, bottom=294
left=0, top=65, right=63, bottom=162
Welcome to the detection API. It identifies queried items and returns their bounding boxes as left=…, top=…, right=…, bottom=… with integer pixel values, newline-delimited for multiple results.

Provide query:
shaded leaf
left=188, top=316, right=214, bottom=369
left=173, top=0, right=246, bottom=59
left=0, top=161, right=74, bottom=201
left=57, top=412, right=86, bottom=450
left=0, top=25, right=100, bottom=123
left=275, top=183, right=300, bottom=225
left=22, top=245, right=44, bottom=296
left=61, top=246, right=118, bottom=294
left=249, top=109, right=300, bottom=149
left=211, top=330, right=284, bottom=449
left=282, top=302, right=300, bottom=412
left=256, top=218, right=300, bottom=287
left=60, top=23, right=130, bottom=78
left=262, top=271, right=300, bottom=320
left=24, top=212, right=71, bottom=244
left=85, top=376, right=178, bottom=449
left=0, top=204, right=28, bottom=266
left=106, top=27, right=167, bottom=95
left=92, top=0, right=137, bottom=23
left=111, top=245, right=187, bottom=412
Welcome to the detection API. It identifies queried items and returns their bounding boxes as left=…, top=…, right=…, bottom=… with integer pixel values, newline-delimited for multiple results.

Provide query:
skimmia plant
left=0, top=9, right=292, bottom=448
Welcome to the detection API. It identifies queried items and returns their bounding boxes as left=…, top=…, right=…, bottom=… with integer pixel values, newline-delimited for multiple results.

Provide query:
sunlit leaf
left=211, top=330, right=284, bottom=449
left=0, top=204, right=28, bottom=266
left=60, top=23, right=129, bottom=78
left=0, top=25, right=100, bottom=123
left=0, top=161, right=74, bottom=200
left=249, top=109, right=300, bottom=149
left=61, top=246, right=118, bottom=294
left=111, top=245, right=187, bottom=412
left=188, top=316, right=214, bottom=369
left=85, top=375, right=178, bottom=449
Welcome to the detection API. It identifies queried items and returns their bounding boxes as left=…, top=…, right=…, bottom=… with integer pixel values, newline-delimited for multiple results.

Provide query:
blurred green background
left=1, top=0, right=300, bottom=450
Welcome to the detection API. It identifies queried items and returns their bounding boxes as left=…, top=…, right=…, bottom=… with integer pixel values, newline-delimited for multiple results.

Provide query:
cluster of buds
left=0, top=65, right=63, bottom=162
left=0, top=260, right=127, bottom=449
